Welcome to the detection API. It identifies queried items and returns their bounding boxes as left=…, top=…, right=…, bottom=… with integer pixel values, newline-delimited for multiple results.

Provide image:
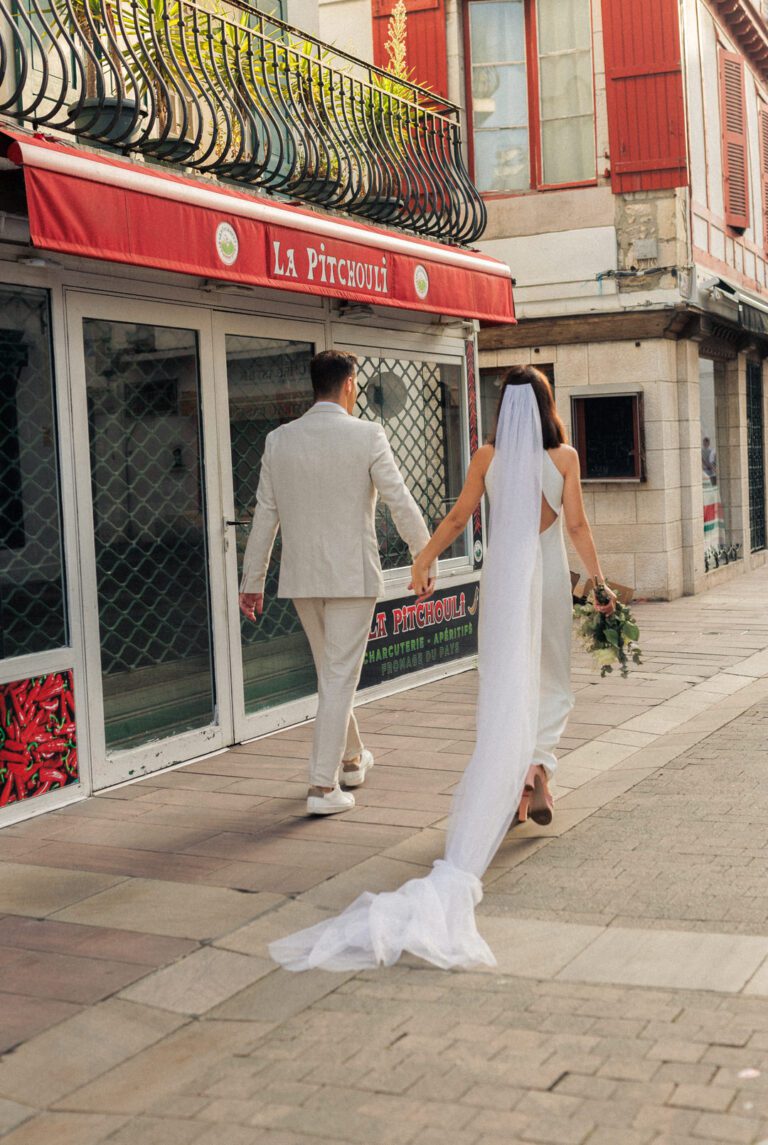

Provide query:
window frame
left=571, top=392, right=645, bottom=483
left=463, top=0, right=598, bottom=197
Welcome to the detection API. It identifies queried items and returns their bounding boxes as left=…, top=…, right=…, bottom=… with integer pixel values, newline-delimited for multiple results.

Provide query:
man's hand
left=239, top=592, right=264, bottom=622
left=409, top=557, right=436, bottom=602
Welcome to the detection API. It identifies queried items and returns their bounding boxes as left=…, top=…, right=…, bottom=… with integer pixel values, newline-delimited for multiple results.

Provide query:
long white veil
left=269, top=384, right=543, bottom=971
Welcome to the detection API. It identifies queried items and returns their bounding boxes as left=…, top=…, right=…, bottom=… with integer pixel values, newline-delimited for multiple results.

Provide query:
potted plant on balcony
left=48, top=0, right=205, bottom=157
left=52, top=0, right=145, bottom=143
left=351, top=0, right=429, bottom=223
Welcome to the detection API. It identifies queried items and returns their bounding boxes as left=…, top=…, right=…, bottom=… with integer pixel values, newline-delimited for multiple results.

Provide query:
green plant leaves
left=573, top=597, right=642, bottom=681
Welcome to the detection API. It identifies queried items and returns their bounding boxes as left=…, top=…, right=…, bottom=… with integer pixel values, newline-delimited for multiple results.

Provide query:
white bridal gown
left=270, top=386, right=573, bottom=972
left=485, top=448, right=574, bottom=780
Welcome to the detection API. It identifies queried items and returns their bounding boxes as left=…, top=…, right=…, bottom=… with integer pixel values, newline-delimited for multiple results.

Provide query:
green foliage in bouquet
left=573, top=587, right=642, bottom=679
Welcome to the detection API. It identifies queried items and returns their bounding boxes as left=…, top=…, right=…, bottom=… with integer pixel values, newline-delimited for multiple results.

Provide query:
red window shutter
left=372, top=0, right=448, bottom=99
left=601, top=0, right=688, bottom=193
left=720, top=51, right=749, bottom=231
left=760, top=107, right=768, bottom=249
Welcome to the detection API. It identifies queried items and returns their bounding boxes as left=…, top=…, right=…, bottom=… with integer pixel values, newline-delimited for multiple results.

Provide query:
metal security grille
left=747, top=361, right=766, bottom=553
left=227, top=336, right=316, bottom=713
left=83, top=319, right=215, bottom=748
left=0, top=286, right=67, bottom=660
left=355, top=357, right=460, bottom=569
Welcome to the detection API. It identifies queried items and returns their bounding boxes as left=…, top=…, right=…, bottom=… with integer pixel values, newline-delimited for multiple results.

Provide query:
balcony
left=0, top=0, right=486, bottom=243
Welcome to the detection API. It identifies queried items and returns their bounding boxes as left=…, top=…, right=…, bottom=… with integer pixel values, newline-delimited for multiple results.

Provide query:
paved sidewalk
left=2, top=567, right=768, bottom=1143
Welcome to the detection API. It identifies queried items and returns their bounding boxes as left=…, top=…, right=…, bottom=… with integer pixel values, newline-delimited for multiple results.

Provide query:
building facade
left=322, top=0, right=768, bottom=600
left=0, top=0, right=509, bottom=820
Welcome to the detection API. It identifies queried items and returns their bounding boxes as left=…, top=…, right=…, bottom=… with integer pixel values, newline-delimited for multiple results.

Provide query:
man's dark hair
left=310, top=350, right=358, bottom=399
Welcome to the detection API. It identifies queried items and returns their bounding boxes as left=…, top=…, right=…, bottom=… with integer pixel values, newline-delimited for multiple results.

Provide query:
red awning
left=2, top=130, right=515, bottom=324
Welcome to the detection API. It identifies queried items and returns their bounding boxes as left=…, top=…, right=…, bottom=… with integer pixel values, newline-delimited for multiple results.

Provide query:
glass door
left=213, top=313, right=326, bottom=743
left=0, top=282, right=88, bottom=822
left=67, top=294, right=231, bottom=785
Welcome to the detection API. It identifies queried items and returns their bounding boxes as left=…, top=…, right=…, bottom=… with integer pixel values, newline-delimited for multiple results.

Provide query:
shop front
left=0, top=130, right=513, bottom=824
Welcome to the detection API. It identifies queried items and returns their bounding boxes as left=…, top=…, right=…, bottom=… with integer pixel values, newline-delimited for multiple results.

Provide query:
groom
left=239, top=349, right=435, bottom=816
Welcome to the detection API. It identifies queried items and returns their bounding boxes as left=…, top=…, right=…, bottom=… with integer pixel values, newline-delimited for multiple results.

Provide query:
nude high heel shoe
left=517, top=765, right=554, bottom=826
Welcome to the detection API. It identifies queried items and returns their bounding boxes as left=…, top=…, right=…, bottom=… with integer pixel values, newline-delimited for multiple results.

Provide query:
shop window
left=700, top=357, right=738, bottom=568
left=479, top=364, right=554, bottom=442
left=747, top=361, right=766, bottom=553
left=0, top=286, right=68, bottom=659
left=466, top=0, right=595, bottom=193
left=355, top=357, right=468, bottom=564
left=572, top=393, right=644, bottom=481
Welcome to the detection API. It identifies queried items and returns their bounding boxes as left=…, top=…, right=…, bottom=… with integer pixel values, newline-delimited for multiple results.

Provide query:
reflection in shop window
left=0, top=286, right=68, bottom=659
left=355, top=357, right=468, bottom=565
left=699, top=358, right=730, bottom=564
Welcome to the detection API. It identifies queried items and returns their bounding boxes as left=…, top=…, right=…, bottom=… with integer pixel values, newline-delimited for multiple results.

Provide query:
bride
left=270, top=366, right=616, bottom=972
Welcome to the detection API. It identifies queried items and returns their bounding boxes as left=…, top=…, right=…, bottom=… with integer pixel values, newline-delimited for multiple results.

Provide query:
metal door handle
left=225, top=519, right=250, bottom=528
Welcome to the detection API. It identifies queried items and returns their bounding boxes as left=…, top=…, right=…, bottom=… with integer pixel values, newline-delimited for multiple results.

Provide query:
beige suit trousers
left=293, top=597, right=377, bottom=788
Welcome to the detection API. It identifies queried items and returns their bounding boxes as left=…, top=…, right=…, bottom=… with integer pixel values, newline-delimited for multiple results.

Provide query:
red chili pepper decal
left=0, top=672, right=78, bottom=807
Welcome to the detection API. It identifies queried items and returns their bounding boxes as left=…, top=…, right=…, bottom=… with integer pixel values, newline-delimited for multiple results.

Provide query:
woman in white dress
left=270, top=367, right=615, bottom=972
left=412, top=366, right=615, bottom=824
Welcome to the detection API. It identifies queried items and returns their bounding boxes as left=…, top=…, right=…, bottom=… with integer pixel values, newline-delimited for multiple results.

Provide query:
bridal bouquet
left=573, top=585, right=642, bottom=678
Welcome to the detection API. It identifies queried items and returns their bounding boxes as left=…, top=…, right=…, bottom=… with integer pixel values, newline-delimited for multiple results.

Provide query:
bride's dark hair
left=489, top=365, right=567, bottom=449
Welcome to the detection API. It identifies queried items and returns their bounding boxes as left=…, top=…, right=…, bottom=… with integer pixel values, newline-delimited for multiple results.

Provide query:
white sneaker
left=306, top=785, right=356, bottom=816
left=341, top=749, right=374, bottom=788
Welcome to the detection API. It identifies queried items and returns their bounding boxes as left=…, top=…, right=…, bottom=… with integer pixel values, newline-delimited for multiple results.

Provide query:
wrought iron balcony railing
left=0, top=0, right=486, bottom=243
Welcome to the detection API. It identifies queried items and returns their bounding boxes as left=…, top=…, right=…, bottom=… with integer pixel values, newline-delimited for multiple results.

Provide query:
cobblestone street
left=2, top=566, right=768, bottom=1145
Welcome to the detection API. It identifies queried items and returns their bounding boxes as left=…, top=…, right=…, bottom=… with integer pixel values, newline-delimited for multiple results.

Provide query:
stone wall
left=480, top=338, right=686, bottom=600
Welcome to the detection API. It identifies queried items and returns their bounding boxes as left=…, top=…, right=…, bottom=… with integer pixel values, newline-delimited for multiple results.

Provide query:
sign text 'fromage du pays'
left=269, top=230, right=390, bottom=296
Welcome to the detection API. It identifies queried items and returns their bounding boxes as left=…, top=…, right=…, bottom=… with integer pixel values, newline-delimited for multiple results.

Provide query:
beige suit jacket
left=240, top=404, right=433, bottom=599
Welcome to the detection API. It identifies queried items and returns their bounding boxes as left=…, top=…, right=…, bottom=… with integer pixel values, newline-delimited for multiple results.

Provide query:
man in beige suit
left=239, top=350, right=435, bottom=815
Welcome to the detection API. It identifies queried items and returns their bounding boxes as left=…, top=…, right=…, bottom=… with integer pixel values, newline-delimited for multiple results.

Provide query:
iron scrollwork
left=0, top=0, right=487, bottom=243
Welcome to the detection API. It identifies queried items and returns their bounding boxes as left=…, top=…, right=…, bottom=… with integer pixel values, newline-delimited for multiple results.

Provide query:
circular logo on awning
left=414, top=264, right=429, bottom=300
left=216, top=222, right=239, bottom=266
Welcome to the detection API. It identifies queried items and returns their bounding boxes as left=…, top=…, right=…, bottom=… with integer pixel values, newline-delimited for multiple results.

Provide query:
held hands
left=239, top=592, right=264, bottom=622
left=409, top=555, right=436, bottom=601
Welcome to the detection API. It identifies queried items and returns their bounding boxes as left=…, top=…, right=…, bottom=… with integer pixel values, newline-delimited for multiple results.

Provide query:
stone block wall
left=480, top=337, right=768, bottom=600
left=479, top=338, right=685, bottom=600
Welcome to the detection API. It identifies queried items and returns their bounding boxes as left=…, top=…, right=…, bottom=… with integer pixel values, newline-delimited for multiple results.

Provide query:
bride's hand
left=409, top=556, right=434, bottom=600
left=593, top=583, right=617, bottom=615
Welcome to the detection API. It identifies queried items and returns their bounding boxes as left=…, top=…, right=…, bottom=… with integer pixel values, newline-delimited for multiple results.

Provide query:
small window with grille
left=571, top=393, right=644, bottom=481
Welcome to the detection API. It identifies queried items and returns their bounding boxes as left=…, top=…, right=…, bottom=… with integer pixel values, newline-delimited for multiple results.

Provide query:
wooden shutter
left=720, top=50, right=749, bottom=231
left=760, top=107, right=768, bottom=249
left=372, top=0, right=448, bottom=98
left=723, top=51, right=750, bottom=231
left=601, top=0, right=688, bottom=193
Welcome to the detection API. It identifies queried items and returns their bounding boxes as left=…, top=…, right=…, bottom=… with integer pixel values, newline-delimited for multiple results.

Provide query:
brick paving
left=483, top=702, right=768, bottom=936
left=1, top=566, right=768, bottom=1142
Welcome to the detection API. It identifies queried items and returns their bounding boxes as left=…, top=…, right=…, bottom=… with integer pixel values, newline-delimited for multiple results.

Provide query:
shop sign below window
left=361, top=583, right=479, bottom=687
